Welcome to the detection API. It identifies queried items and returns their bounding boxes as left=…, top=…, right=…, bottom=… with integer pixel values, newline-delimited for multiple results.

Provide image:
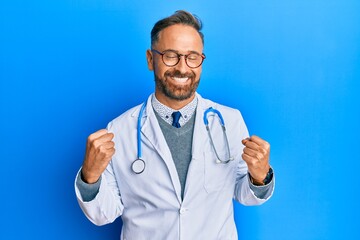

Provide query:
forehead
left=156, top=24, right=203, bottom=52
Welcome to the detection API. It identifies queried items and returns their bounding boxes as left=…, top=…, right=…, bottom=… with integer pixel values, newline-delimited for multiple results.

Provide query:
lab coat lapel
left=139, top=96, right=182, bottom=203
left=191, top=94, right=210, bottom=160
left=182, top=94, right=211, bottom=200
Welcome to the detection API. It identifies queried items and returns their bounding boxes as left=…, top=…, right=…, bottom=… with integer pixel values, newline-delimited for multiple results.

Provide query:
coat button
left=179, top=208, right=188, bottom=214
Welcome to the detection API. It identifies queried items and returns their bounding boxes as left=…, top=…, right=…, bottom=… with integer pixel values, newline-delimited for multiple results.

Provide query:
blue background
left=1, top=0, right=359, bottom=239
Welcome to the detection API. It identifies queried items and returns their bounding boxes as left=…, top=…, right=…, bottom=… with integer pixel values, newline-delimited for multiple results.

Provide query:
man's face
left=146, top=24, right=204, bottom=102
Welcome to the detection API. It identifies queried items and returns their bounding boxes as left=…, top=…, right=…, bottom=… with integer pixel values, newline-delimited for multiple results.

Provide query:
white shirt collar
left=151, top=94, right=198, bottom=127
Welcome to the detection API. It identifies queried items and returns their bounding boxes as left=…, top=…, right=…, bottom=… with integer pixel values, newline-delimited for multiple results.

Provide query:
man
left=75, top=10, right=275, bottom=239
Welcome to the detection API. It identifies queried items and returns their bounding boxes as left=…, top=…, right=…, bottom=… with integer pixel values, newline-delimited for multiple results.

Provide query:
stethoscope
left=131, top=102, right=147, bottom=174
left=131, top=102, right=233, bottom=174
left=203, top=107, right=234, bottom=164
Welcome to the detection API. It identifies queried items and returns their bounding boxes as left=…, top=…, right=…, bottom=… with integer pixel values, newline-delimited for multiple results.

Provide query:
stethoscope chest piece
left=132, top=159, right=145, bottom=174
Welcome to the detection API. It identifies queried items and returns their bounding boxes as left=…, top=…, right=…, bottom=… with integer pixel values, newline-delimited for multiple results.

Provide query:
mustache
left=164, top=70, right=195, bottom=79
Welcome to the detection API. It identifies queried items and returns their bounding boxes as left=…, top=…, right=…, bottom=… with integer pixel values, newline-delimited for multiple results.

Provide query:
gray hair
left=151, top=10, right=204, bottom=47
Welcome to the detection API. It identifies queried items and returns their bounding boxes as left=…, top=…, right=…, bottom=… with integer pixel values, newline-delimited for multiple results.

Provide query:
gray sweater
left=154, top=111, right=196, bottom=199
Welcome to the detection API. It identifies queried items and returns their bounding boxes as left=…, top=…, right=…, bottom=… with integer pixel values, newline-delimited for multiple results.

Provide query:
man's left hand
left=241, top=135, right=271, bottom=185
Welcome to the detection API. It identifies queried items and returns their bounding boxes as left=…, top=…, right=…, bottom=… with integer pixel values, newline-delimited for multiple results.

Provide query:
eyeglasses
left=152, top=49, right=206, bottom=69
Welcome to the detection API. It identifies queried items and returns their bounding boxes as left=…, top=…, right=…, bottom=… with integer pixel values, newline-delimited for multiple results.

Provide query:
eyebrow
left=165, top=48, right=202, bottom=55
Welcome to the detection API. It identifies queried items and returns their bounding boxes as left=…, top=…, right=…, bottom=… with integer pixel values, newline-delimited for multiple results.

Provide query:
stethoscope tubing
left=133, top=102, right=233, bottom=174
left=203, top=107, right=225, bottom=126
left=137, top=102, right=147, bottom=159
left=203, top=107, right=233, bottom=164
left=131, top=102, right=147, bottom=174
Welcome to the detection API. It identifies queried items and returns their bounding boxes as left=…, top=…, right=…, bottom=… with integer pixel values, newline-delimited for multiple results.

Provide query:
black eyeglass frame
left=151, top=49, right=206, bottom=69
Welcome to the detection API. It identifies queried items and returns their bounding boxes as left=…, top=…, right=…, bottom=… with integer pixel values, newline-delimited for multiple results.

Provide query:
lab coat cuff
left=248, top=172, right=275, bottom=200
left=75, top=169, right=102, bottom=202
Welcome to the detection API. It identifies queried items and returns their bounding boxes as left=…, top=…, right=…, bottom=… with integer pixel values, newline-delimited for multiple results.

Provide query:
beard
left=154, top=69, right=200, bottom=101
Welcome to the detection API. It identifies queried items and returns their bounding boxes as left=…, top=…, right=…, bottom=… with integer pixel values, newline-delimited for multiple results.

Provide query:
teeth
left=172, top=77, right=189, bottom=83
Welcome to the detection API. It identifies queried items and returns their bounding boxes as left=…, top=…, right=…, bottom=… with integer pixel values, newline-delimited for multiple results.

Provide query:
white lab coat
left=75, top=93, right=274, bottom=240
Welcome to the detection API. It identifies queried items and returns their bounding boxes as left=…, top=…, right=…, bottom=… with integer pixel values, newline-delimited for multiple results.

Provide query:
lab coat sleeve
left=75, top=171, right=101, bottom=202
left=234, top=167, right=275, bottom=205
left=232, top=109, right=275, bottom=205
left=248, top=173, right=275, bottom=199
left=74, top=159, right=124, bottom=226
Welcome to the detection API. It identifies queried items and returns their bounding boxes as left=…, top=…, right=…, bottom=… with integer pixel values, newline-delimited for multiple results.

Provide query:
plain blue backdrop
left=1, top=0, right=359, bottom=239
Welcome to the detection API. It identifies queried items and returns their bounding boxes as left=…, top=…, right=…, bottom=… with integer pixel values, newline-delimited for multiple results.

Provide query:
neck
left=155, top=92, right=195, bottom=110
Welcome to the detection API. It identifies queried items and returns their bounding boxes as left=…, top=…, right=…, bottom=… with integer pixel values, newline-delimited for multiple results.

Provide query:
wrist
left=249, top=167, right=273, bottom=186
left=250, top=175, right=265, bottom=186
left=81, top=170, right=100, bottom=184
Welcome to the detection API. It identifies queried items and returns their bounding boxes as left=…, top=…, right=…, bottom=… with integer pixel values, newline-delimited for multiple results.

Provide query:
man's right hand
left=81, top=129, right=115, bottom=184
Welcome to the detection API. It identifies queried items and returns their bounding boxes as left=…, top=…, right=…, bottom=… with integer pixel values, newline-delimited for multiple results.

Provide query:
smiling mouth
left=171, top=76, right=190, bottom=83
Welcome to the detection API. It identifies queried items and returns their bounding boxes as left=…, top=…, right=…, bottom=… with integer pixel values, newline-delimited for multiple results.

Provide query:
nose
left=175, top=55, right=189, bottom=73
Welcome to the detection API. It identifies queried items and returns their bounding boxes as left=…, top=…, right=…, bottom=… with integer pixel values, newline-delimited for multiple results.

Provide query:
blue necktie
left=172, top=111, right=181, bottom=128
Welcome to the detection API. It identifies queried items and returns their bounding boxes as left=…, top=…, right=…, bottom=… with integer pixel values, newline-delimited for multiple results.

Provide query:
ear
left=146, top=49, right=154, bottom=71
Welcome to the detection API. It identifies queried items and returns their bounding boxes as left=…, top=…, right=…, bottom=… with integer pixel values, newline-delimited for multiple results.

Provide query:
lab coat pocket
left=203, top=151, right=236, bottom=193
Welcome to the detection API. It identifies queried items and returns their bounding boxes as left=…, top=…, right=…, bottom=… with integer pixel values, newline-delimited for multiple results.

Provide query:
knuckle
left=98, top=145, right=106, bottom=152
left=104, top=147, right=115, bottom=156
left=106, top=150, right=115, bottom=158
left=244, top=157, right=256, bottom=166
left=93, top=139, right=101, bottom=148
left=258, top=147, right=266, bottom=155
left=87, top=134, right=94, bottom=143
left=264, top=149, right=269, bottom=156
left=248, top=160, right=257, bottom=168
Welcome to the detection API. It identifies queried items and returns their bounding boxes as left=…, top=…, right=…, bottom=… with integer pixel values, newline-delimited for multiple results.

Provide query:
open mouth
left=171, top=76, right=190, bottom=83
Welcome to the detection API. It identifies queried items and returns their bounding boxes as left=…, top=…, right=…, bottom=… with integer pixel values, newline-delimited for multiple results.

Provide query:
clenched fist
left=242, top=135, right=270, bottom=185
left=81, top=129, right=115, bottom=184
